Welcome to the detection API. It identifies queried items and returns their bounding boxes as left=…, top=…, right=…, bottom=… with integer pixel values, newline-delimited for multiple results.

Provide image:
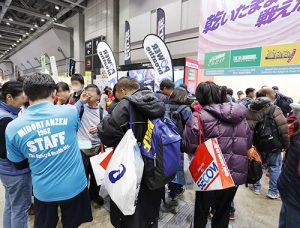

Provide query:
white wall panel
left=119, top=0, right=200, bottom=62
left=129, top=13, right=151, bottom=43
left=9, top=28, right=71, bottom=70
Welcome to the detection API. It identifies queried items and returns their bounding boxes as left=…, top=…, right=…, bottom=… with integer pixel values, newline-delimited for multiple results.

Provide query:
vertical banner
left=69, top=59, right=76, bottom=76
left=184, top=58, right=199, bottom=93
left=97, top=42, right=118, bottom=85
left=124, top=21, right=131, bottom=65
left=143, top=34, right=173, bottom=90
left=49, top=56, right=58, bottom=77
left=157, top=8, right=165, bottom=41
left=40, top=55, right=46, bottom=73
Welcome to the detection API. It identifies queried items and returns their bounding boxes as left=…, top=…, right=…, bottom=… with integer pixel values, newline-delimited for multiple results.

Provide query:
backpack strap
left=99, top=107, right=104, bottom=121
left=197, top=112, right=205, bottom=144
left=268, top=105, right=276, bottom=117
left=177, top=105, right=187, bottom=114
left=129, top=103, right=133, bottom=129
left=79, top=105, right=84, bottom=120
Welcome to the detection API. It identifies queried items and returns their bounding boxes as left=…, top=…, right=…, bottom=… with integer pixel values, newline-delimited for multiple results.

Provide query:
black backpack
left=253, top=106, right=282, bottom=155
left=165, top=104, right=187, bottom=136
left=247, top=147, right=263, bottom=185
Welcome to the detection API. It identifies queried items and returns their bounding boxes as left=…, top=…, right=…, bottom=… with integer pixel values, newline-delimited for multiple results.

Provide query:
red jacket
left=54, top=96, right=75, bottom=105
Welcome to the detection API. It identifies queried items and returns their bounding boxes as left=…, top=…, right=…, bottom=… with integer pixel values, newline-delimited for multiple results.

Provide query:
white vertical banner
left=143, top=34, right=173, bottom=83
left=97, top=42, right=118, bottom=86
left=49, top=56, right=58, bottom=77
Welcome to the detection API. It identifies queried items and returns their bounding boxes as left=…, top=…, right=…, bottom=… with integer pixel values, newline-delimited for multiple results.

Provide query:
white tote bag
left=104, top=129, right=144, bottom=215
left=90, top=148, right=114, bottom=186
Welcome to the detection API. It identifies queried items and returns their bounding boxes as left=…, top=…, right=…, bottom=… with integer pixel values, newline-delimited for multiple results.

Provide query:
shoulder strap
left=177, top=105, right=187, bottom=113
left=197, top=112, right=205, bottom=144
left=99, top=107, right=104, bottom=122
left=129, top=103, right=133, bottom=129
left=79, top=105, right=84, bottom=120
left=268, top=105, right=276, bottom=118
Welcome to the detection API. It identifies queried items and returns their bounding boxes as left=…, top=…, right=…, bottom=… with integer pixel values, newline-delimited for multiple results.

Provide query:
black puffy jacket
left=97, top=89, right=166, bottom=227
left=98, top=89, right=165, bottom=147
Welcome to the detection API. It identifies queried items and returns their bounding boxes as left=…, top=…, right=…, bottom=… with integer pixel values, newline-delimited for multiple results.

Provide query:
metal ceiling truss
left=0, top=0, right=86, bottom=61
left=0, top=0, right=86, bottom=62
left=0, top=2, right=50, bottom=20
left=2, top=18, right=33, bottom=28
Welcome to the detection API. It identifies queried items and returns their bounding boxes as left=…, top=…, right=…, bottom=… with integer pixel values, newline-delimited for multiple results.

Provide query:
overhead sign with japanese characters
left=204, top=42, right=300, bottom=76
left=199, top=0, right=300, bottom=66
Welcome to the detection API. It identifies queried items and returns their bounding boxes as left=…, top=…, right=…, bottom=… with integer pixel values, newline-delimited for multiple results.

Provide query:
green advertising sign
left=230, top=47, right=262, bottom=68
left=204, top=51, right=230, bottom=69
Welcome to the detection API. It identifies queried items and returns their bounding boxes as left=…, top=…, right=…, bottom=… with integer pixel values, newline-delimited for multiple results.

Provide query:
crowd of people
left=0, top=73, right=299, bottom=228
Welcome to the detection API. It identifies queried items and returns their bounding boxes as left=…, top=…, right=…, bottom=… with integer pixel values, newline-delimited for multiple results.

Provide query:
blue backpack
left=141, top=117, right=181, bottom=190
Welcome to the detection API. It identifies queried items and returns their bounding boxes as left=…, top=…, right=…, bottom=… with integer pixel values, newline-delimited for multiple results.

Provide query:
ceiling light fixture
left=41, top=18, right=45, bottom=22
left=6, top=22, right=10, bottom=26
left=30, top=28, right=34, bottom=31
left=16, top=40, right=19, bottom=43
left=19, top=38, right=22, bottom=41
left=34, top=24, right=38, bottom=28
left=26, top=32, right=29, bottom=35
left=9, top=47, right=12, bottom=50
left=46, top=13, right=50, bottom=17
left=55, top=6, right=60, bottom=10
left=0, top=35, right=2, bottom=37
left=23, top=34, right=26, bottom=37
left=9, top=18, right=13, bottom=21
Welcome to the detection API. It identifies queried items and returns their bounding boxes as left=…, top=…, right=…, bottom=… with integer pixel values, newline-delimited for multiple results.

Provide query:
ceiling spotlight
left=6, top=22, right=10, bottom=26
left=16, top=40, right=19, bottom=43
left=9, top=47, right=12, bottom=50
left=23, top=34, right=26, bottom=37
left=13, top=43, right=16, bottom=45
left=34, top=24, right=38, bottom=28
left=26, top=32, right=29, bottom=35
left=41, top=18, right=45, bottom=22
left=30, top=28, right=34, bottom=31
left=46, top=13, right=50, bottom=17
left=9, top=18, right=13, bottom=21
left=19, top=38, right=22, bottom=41
left=55, top=5, right=60, bottom=10
left=0, top=35, right=2, bottom=37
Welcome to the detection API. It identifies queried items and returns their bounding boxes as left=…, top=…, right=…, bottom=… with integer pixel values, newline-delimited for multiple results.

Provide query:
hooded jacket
left=98, top=89, right=165, bottom=227
left=98, top=89, right=165, bottom=147
left=246, top=97, right=289, bottom=150
left=183, top=102, right=252, bottom=186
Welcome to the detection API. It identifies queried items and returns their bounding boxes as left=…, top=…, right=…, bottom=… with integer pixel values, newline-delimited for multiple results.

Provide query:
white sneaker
left=267, top=192, right=280, bottom=199
left=253, top=189, right=261, bottom=195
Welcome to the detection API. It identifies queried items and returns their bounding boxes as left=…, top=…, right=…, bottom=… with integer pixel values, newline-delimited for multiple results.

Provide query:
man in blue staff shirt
left=5, top=74, right=93, bottom=228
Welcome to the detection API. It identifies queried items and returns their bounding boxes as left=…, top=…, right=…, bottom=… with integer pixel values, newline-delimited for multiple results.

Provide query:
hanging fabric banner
left=69, top=59, right=76, bottom=76
left=49, top=56, right=58, bottom=77
left=97, top=42, right=118, bottom=85
left=157, top=8, right=166, bottom=41
left=40, top=55, right=46, bottom=73
left=124, top=20, right=131, bottom=65
left=143, top=34, right=173, bottom=86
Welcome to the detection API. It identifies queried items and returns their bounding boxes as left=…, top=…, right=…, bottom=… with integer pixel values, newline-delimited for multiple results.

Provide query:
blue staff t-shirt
left=6, top=102, right=87, bottom=202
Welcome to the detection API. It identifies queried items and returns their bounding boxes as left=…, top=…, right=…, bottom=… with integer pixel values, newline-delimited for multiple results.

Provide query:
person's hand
left=57, top=97, right=65, bottom=105
left=89, top=126, right=98, bottom=135
left=80, top=91, right=91, bottom=103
